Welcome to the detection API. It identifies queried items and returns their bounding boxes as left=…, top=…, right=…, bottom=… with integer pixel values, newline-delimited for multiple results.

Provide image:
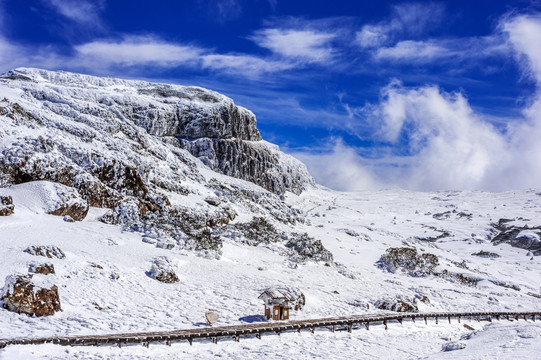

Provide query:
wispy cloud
left=74, top=36, right=204, bottom=67
left=201, top=53, right=295, bottom=76
left=251, top=28, right=336, bottom=62
left=375, top=36, right=507, bottom=64
left=355, top=2, right=444, bottom=48
left=43, top=0, right=105, bottom=28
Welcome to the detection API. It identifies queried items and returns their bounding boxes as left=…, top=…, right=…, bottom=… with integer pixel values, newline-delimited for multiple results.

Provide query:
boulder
left=0, top=195, right=14, bottom=216
left=24, top=245, right=66, bottom=259
left=375, top=297, right=419, bottom=312
left=378, top=247, right=439, bottom=276
left=147, top=256, right=179, bottom=283
left=29, top=263, right=55, bottom=275
left=1, top=275, right=61, bottom=316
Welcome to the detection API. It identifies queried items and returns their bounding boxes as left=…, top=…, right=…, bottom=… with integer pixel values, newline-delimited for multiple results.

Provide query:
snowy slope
left=0, top=69, right=540, bottom=359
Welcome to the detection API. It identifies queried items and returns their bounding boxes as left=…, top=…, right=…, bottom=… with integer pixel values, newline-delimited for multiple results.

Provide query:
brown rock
left=1, top=275, right=61, bottom=316
left=0, top=195, right=14, bottom=216
left=29, top=263, right=55, bottom=275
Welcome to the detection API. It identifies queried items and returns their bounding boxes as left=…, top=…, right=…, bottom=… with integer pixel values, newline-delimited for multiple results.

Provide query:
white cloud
left=251, top=28, right=336, bottom=62
left=375, top=36, right=506, bottom=64
left=503, top=14, right=541, bottom=83
left=355, top=2, right=444, bottom=49
left=43, top=0, right=105, bottom=27
left=299, top=13, right=541, bottom=192
left=292, top=140, right=382, bottom=191
left=376, top=40, right=450, bottom=62
left=356, top=25, right=389, bottom=48
left=201, top=53, right=294, bottom=77
left=74, top=36, right=204, bottom=67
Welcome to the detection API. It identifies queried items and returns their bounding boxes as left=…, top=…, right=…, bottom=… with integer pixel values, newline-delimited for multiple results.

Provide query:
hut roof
left=258, top=289, right=297, bottom=301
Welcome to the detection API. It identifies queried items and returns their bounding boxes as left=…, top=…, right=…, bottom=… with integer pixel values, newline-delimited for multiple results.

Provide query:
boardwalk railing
left=0, top=311, right=539, bottom=349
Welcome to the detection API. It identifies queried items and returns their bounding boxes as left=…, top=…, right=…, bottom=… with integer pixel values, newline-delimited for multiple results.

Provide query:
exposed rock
left=375, top=297, right=419, bottom=312
left=0, top=195, right=14, bottom=216
left=147, top=256, right=179, bottom=283
left=180, top=138, right=313, bottom=195
left=24, top=245, right=65, bottom=259
left=286, top=233, right=333, bottom=263
left=378, top=247, right=439, bottom=276
left=1, top=275, right=61, bottom=316
left=471, top=250, right=500, bottom=258
left=29, top=263, right=55, bottom=275
left=491, top=222, right=541, bottom=255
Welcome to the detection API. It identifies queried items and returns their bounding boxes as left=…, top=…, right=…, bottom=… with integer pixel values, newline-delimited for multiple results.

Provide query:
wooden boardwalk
left=0, top=311, right=539, bottom=349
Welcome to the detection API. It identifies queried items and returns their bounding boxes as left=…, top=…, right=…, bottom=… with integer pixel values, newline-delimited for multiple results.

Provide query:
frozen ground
left=1, top=184, right=540, bottom=359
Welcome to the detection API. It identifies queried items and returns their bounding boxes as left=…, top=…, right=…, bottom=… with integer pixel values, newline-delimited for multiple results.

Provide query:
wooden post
left=188, top=338, right=193, bottom=346
left=476, top=316, right=480, bottom=322
left=448, top=316, right=451, bottom=324
left=524, top=315, right=527, bottom=321
left=397, top=318, right=402, bottom=325
left=297, top=328, right=301, bottom=333
left=256, top=333, right=261, bottom=340
left=144, top=341, right=149, bottom=348
left=497, top=315, right=501, bottom=321
left=117, top=341, right=122, bottom=348
left=507, top=314, right=511, bottom=321
left=384, top=320, right=388, bottom=330
left=365, top=322, right=370, bottom=330
left=166, top=339, right=171, bottom=346
left=275, top=331, right=281, bottom=337
left=458, top=316, right=461, bottom=323
left=435, top=316, right=438, bottom=325
left=331, top=325, right=335, bottom=333
left=348, top=323, right=352, bottom=333
left=213, top=337, right=218, bottom=344
left=424, top=316, right=427, bottom=325
left=488, top=316, right=492, bottom=322
left=412, top=317, right=416, bottom=323
left=235, top=335, right=239, bottom=342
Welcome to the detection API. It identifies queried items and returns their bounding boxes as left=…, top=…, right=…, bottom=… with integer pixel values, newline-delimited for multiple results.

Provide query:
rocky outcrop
left=1, top=275, right=61, bottom=316
left=286, top=233, right=333, bottom=263
left=24, top=245, right=66, bottom=259
left=29, top=263, right=55, bottom=275
left=378, top=247, right=439, bottom=276
left=0, top=68, right=313, bottom=197
left=0, top=68, right=313, bottom=255
left=491, top=220, right=541, bottom=255
left=375, top=297, right=419, bottom=312
left=0, top=195, right=14, bottom=216
left=180, top=138, right=313, bottom=195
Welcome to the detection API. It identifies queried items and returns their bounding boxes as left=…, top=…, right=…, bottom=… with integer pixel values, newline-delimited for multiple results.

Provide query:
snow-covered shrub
left=378, top=247, right=439, bottom=276
left=234, top=217, right=285, bottom=245
left=147, top=256, right=179, bottom=283
left=286, top=233, right=333, bottom=263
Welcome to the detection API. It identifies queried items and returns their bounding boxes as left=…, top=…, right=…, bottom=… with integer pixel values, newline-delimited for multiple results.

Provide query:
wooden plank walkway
left=0, top=311, right=539, bottom=349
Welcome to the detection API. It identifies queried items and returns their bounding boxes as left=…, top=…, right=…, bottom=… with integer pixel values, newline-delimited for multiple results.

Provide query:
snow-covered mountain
left=1, top=69, right=540, bottom=359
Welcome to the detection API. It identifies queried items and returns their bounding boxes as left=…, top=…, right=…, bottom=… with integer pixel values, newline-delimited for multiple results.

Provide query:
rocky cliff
left=0, top=67, right=317, bottom=255
left=0, top=68, right=312, bottom=195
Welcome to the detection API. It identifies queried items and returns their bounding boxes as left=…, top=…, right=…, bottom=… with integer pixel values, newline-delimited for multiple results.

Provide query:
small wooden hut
left=259, top=289, right=296, bottom=321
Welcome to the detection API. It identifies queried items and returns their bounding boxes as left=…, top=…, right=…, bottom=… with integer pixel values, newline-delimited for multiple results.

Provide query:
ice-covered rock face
left=0, top=68, right=312, bottom=195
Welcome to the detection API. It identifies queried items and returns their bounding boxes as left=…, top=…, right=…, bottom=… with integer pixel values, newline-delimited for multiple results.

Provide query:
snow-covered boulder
left=24, top=245, right=66, bottom=259
left=286, top=233, right=333, bottom=263
left=375, top=297, right=419, bottom=312
left=378, top=247, right=439, bottom=276
left=0, top=195, right=14, bottom=216
left=1, top=274, right=61, bottom=316
left=147, top=256, right=179, bottom=283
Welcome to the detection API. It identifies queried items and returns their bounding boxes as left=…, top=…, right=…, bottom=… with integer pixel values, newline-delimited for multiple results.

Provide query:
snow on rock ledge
left=0, top=181, right=89, bottom=221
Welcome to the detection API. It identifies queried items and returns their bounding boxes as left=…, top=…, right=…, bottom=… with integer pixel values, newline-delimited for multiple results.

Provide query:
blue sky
left=1, top=0, right=541, bottom=191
